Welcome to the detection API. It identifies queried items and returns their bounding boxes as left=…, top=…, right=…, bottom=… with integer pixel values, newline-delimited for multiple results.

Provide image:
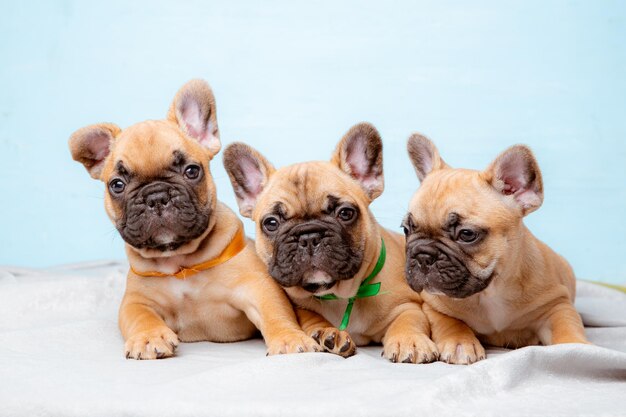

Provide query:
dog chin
left=299, top=270, right=335, bottom=294
left=408, top=276, right=452, bottom=297
left=421, top=286, right=448, bottom=297
left=282, top=268, right=364, bottom=299
left=128, top=227, right=211, bottom=259
left=299, top=270, right=361, bottom=298
left=422, top=282, right=485, bottom=299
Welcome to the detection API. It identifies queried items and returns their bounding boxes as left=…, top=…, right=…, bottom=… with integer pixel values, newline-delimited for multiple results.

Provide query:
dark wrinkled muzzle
left=268, top=219, right=362, bottom=288
left=119, top=181, right=210, bottom=251
left=405, top=238, right=492, bottom=298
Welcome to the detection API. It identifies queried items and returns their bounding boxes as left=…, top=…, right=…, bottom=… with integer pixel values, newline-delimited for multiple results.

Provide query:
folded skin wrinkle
left=405, top=238, right=493, bottom=298
left=113, top=159, right=210, bottom=251
left=268, top=216, right=363, bottom=288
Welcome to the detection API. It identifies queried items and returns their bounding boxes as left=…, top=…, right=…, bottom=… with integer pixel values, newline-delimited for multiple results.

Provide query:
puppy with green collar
left=223, top=123, right=438, bottom=363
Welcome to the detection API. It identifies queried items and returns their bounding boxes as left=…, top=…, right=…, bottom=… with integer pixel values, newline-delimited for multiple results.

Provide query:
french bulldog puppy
left=68, top=79, right=319, bottom=359
left=403, top=134, right=589, bottom=364
left=222, top=123, right=438, bottom=363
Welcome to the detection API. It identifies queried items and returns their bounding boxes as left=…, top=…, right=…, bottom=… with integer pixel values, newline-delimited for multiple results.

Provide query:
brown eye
left=184, top=165, right=201, bottom=180
left=262, top=216, right=279, bottom=233
left=337, top=207, right=356, bottom=222
left=109, top=179, right=126, bottom=194
left=458, top=229, right=478, bottom=243
left=401, top=215, right=415, bottom=237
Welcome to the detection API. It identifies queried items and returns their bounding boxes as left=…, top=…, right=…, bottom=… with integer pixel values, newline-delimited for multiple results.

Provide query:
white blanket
left=1, top=262, right=625, bottom=417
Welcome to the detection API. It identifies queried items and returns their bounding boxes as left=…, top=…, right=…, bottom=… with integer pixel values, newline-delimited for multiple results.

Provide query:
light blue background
left=1, top=1, right=624, bottom=283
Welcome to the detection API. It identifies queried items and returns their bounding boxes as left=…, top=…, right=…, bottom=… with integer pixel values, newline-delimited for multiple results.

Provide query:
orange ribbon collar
left=130, top=228, right=247, bottom=279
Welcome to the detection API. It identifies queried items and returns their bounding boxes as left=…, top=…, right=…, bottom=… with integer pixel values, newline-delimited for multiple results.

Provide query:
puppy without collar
left=68, top=80, right=319, bottom=359
left=223, top=123, right=438, bottom=363
left=403, top=134, right=589, bottom=364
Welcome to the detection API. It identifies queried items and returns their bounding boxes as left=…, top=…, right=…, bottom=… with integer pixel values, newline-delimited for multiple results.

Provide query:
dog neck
left=126, top=201, right=245, bottom=276
left=494, top=224, right=537, bottom=287
left=330, top=216, right=383, bottom=298
left=465, top=224, right=544, bottom=307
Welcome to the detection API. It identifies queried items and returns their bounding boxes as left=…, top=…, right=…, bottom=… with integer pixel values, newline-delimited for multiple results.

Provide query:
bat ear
left=168, top=79, right=221, bottom=157
left=330, top=122, right=384, bottom=201
left=406, top=133, right=450, bottom=182
left=484, top=145, right=544, bottom=215
left=68, top=123, right=121, bottom=180
left=223, top=143, right=275, bottom=218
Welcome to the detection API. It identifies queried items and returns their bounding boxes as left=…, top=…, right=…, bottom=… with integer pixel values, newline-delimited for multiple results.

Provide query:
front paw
left=311, top=327, right=356, bottom=358
left=124, top=326, right=179, bottom=360
left=382, top=333, right=438, bottom=364
left=266, top=331, right=321, bottom=355
left=437, top=335, right=485, bottom=365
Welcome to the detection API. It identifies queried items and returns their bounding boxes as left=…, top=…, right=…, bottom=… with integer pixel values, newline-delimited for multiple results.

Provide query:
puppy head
left=223, top=123, right=383, bottom=298
left=69, top=79, right=221, bottom=258
left=403, top=134, right=543, bottom=298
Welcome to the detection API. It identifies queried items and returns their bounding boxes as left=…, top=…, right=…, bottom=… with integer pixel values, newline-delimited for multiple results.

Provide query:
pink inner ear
left=91, top=134, right=111, bottom=162
left=83, top=129, right=112, bottom=164
left=413, top=142, right=433, bottom=177
left=515, top=189, right=542, bottom=209
left=495, top=150, right=542, bottom=211
left=346, top=138, right=371, bottom=180
left=344, top=136, right=382, bottom=197
left=499, top=154, right=528, bottom=195
left=240, top=157, right=264, bottom=197
left=181, top=99, right=206, bottom=140
left=179, top=97, right=219, bottom=151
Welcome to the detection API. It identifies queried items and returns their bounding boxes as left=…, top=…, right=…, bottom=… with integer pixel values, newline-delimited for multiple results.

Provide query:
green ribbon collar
left=315, top=238, right=386, bottom=330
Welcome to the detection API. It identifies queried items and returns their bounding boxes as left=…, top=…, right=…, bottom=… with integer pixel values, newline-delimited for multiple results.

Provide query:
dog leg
left=235, top=277, right=322, bottom=355
left=119, top=297, right=179, bottom=360
left=538, top=301, right=589, bottom=345
left=424, top=303, right=485, bottom=364
left=382, top=304, right=438, bottom=364
left=296, top=308, right=356, bottom=358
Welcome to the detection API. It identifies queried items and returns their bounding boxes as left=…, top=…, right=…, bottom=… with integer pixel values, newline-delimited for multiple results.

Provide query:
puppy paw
left=437, top=336, right=485, bottom=365
left=311, top=327, right=356, bottom=358
left=266, top=331, right=322, bottom=355
left=382, top=333, right=438, bottom=364
left=124, top=327, right=179, bottom=360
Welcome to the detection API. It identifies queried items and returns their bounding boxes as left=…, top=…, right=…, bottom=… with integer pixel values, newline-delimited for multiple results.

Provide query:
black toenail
left=339, top=340, right=352, bottom=353
left=324, top=333, right=336, bottom=350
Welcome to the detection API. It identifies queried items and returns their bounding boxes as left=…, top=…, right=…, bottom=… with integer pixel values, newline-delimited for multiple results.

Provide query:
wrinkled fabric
left=0, top=261, right=625, bottom=417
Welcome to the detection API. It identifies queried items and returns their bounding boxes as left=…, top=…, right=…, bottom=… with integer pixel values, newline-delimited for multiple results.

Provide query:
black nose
left=145, top=190, right=171, bottom=211
left=415, top=250, right=437, bottom=272
left=298, top=232, right=322, bottom=253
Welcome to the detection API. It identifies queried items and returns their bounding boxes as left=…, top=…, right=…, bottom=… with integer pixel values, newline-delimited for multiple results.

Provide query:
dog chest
left=165, top=276, right=234, bottom=309
left=167, top=277, right=202, bottom=299
left=473, top=291, right=514, bottom=333
left=163, top=276, right=254, bottom=340
left=456, top=279, right=522, bottom=335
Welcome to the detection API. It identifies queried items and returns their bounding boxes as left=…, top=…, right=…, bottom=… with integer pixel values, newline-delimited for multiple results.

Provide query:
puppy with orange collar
left=223, top=123, right=438, bottom=363
left=402, top=134, right=589, bottom=364
left=69, top=80, right=319, bottom=359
